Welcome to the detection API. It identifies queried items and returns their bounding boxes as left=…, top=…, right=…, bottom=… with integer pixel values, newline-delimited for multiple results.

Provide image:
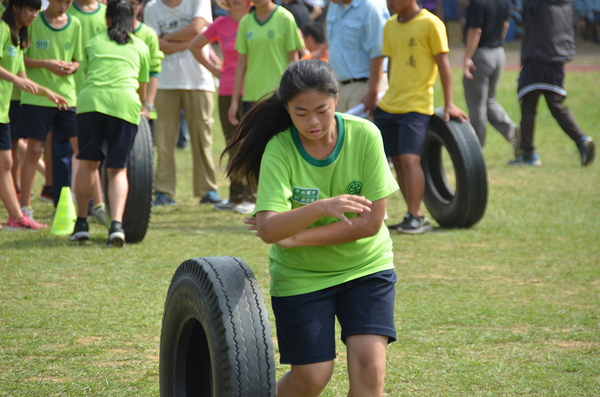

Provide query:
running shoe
left=21, top=206, right=34, bottom=220
left=153, top=193, right=176, bottom=207
left=388, top=213, right=433, bottom=234
left=200, top=191, right=226, bottom=205
left=578, top=135, right=595, bottom=166
left=5, top=215, right=47, bottom=230
left=108, top=221, right=125, bottom=247
left=508, top=153, right=541, bottom=166
left=93, top=203, right=107, bottom=225
left=70, top=217, right=90, bottom=241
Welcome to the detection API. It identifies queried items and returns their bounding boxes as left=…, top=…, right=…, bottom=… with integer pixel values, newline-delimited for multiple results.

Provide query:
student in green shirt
left=70, top=0, right=149, bottom=247
left=15, top=0, right=89, bottom=223
left=223, top=60, right=399, bottom=396
left=0, top=0, right=69, bottom=230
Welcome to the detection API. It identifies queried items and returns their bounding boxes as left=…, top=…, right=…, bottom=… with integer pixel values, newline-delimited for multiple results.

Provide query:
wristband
left=143, top=102, right=154, bottom=112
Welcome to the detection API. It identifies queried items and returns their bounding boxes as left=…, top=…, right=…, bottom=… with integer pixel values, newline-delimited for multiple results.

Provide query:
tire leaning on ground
left=103, top=116, right=153, bottom=243
left=160, top=257, right=277, bottom=397
left=421, top=108, right=488, bottom=228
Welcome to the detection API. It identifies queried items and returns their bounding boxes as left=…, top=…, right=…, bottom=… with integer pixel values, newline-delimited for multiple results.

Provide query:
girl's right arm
left=0, top=65, right=37, bottom=93
left=24, top=57, right=73, bottom=76
left=252, top=194, right=373, bottom=244
left=228, top=53, right=247, bottom=126
left=15, top=71, right=69, bottom=109
left=189, top=33, right=222, bottom=78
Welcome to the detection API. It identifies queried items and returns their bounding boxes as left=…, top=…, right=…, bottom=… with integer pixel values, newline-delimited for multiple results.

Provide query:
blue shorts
left=0, top=123, right=11, bottom=150
left=76, top=112, right=137, bottom=169
left=271, top=269, right=397, bottom=365
left=9, top=101, right=20, bottom=139
left=15, top=104, right=77, bottom=143
left=374, top=108, right=431, bottom=156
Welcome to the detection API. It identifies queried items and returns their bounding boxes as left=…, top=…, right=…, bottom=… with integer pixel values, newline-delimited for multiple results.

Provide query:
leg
left=106, top=167, right=128, bottom=223
left=219, top=95, right=244, bottom=204
left=486, top=48, right=516, bottom=144
left=74, top=159, right=99, bottom=219
left=519, top=90, right=542, bottom=155
left=70, top=135, right=103, bottom=208
left=277, top=361, right=334, bottom=397
left=43, top=133, right=52, bottom=189
left=20, top=137, right=45, bottom=208
left=397, top=154, right=425, bottom=218
left=0, top=149, right=23, bottom=220
left=183, top=90, right=219, bottom=198
left=50, top=137, right=73, bottom=207
left=346, top=335, right=388, bottom=397
left=543, top=91, right=585, bottom=143
left=154, top=89, right=182, bottom=200
left=10, top=139, right=20, bottom=191
left=463, top=49, right=491, bottom=146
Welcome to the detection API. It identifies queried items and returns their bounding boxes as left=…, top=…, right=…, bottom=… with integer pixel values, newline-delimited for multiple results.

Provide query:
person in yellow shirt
left=374, top=0, right=468, bottom=234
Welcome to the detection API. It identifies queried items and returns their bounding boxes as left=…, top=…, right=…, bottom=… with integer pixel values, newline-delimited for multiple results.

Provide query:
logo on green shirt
left=35, top=40, right=49, bottom=50
left=292, top=187, right=319, bottom=204
left=246, top=31, right=253, bottom=40
left=346, top=180, right=363, bottom=195
left=267, top=30, right=275, bottom=39
left=6, top=46, right=17, bottom=57
left=65, top=42, right=71, bottom=50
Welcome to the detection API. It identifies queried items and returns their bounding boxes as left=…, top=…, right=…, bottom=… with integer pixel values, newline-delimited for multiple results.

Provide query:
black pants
left=520, top=90, right=584, bottom=155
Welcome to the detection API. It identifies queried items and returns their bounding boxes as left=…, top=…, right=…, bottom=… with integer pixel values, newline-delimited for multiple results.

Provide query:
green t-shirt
left=21, top=13, right=82, bottom=107
left=0, top=1, right=21, bottom=102
left=235, top=6, right=303, bottom=102
left=134, top=22, right=163, bottom=120
left=77, top=32, right=149, bottom=125
left=0, top=22, right=25, bottom=123
left=67, top=1, right=106, bottom=94
left=254, top=113, right=399, bottom=297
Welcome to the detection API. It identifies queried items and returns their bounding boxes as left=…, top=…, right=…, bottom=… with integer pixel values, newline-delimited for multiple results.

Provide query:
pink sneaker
left=5, top=215, right=47, bottom=231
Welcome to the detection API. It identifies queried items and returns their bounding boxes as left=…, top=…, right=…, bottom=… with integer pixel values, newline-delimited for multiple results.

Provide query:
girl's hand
left=321, top=195, right=372, bottom=225
left=46, top=60, right=71, bottom=76
left=14, top=77, right=38, bottom=94
left=46, top=91, right=69, bottom=110
left=243, top=216, right=257, bottom=230
left=444, top=103, right=469, bottom=123
left=141, top=105, right=151, bottom=120
left=228, top=101, right=240, bottom=126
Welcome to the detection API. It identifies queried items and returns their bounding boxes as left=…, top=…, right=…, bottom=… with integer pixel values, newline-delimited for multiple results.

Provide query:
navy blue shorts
left=374, top=108, right=431, bottom=156
left=271, top=269, right=397, bottom=365
left=76, top=112, right=137, bottom=169
left=9, top=100, right=20, bottom=139
left=15, top=104, right=77, bottom=143
left=0, top=123, right=11, bottom=150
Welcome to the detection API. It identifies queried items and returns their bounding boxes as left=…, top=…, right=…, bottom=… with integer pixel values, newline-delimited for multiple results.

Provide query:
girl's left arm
left=138, top=82, right=148, bottom=104
left=16, top=71, right=69, bottom=109
left=434, top=52, right=468, bottom=122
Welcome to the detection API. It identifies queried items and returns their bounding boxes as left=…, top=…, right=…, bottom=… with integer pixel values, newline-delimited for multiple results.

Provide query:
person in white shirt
left=145, top=0, right=226, bottom=206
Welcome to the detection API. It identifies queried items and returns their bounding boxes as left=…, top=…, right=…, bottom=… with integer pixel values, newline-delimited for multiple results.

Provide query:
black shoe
left=70, top=217, right=90, bottom=241
left=108, top=221, right=125, bottom=247
left=389, top=213, right=433, bottom=234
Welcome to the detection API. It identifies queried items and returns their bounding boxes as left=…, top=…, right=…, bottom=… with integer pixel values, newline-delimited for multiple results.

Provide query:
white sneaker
left=93, top=203, right=107, bottom=225
left=232, top=201, right=256, bottom=215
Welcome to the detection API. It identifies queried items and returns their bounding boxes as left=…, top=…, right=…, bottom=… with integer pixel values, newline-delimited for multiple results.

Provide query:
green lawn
left=1, top=70, right=599, bottom=396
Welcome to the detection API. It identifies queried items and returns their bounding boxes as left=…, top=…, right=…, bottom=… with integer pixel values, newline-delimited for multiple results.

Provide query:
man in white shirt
left=145, top=0, right=226, bottom=206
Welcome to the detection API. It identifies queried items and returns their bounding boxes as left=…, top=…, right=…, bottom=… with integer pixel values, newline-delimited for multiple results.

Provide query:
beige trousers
left=154, top=89, right=217, bottom=199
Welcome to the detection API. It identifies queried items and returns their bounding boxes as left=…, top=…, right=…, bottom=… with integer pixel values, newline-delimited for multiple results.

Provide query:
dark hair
left=106, top=0, right=134, bottom=45
left=223, top=60, right=339, bottom=185
left=302, top=21, right=325, bottom=44
left=2, top=0, right=41, bottom=48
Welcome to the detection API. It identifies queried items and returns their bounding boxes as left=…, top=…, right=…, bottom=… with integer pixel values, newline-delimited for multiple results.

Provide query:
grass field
left=1, top=69, right=599, bottom=396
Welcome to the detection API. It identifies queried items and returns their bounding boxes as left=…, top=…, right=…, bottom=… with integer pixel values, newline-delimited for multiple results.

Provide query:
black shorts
left=76, top=112, right=137, bottom=169
left=374, top=108, right=431, bottom=157
left=15, top=104, right=77, bottom=143
left=9, top=100, right=20, bottom=139
left=271, top=269, right=397, bottom=365
left=0, top=123, right=11, bottom=150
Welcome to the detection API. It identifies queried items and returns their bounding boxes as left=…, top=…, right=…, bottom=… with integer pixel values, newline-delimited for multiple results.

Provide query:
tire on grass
left=160, top=256, right=276, bottom=397
left=421, top=108, right=488, bottom=228
left=103, top=116, right=153, bottom=243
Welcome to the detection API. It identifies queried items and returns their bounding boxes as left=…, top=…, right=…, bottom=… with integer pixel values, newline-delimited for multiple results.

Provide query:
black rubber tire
left=421, top=109, right=488, bottom=228
left=103, top=116, right=153, bottom=243
left=160, top=257, right=276, bottom=397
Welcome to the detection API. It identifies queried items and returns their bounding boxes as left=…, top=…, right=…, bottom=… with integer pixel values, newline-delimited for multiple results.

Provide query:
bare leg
left=106, top=168, right=128, bottom=223
left=0, top=150, right=24, bottom=220
left=20, top=138, right=45, bottom=208
left=392, top=154, right=425, bottom=217
left=75, top=160, right=98, bottom=219
left=43, top=133, right=52, bottom=187
left=346, top=334, right=388, bottom=397
left=276, top=361, right=334, bottom=397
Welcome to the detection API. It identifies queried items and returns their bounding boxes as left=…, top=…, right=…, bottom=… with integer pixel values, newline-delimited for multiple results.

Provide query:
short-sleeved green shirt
left=0, top=21, right=25, bottom=123
left=134, top=22, right=163, bottom=120
left=67, top=1, right=106, bottom=94
left=253, top=113, right=399, bottom=297
left=0, top=2, right=22, bottom=102
left=21, top=13, right=82, bottom=107
left=77, top=32, right=149, bottom=125
left=235, top=6, right=303, bottom=102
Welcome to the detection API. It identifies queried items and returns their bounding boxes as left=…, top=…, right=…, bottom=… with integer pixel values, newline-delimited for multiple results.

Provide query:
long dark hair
left=2, top=0, right=41, bottom=48
left=223, top=60, right=339, bottom=185
left=106, top=0, right=134, bottom=45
